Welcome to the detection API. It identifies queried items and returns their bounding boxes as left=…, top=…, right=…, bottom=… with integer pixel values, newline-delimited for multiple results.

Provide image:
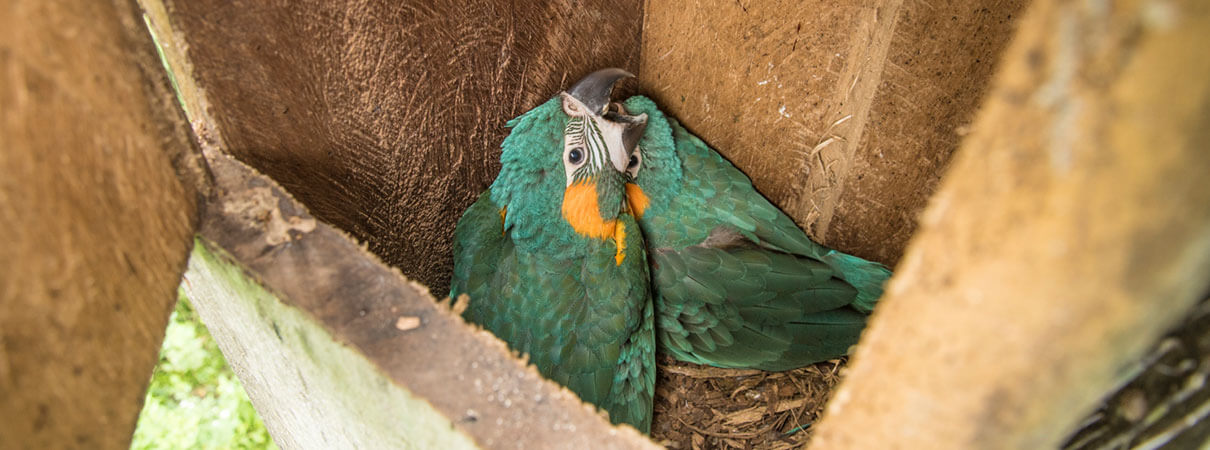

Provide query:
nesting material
left=651, top=355, right=845, bottom=449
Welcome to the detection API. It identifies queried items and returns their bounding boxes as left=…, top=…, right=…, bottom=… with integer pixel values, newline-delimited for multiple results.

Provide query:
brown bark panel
left=161, top=0, right=644, bottom=294
left=0, top=0, right=200, bottom=447
left=812, top=0, right=1210, bottom=447
left=639, top=0, right=1024, bottom=264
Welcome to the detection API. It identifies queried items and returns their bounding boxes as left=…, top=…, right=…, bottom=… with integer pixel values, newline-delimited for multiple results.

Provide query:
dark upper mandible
left=566, top=68, right=635, bottom=116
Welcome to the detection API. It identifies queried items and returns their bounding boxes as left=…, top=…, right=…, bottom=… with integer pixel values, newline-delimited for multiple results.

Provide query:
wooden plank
left=183, top=240, right=480, bottom=449
left=811, top=0, right=1210, bottom=447
left=190, top=152, right=657, bottom=449
left=0, top=0, right=203, bottom=447
left=151, top=0, right=644, bottom=294
left=640, top=0, right=1026, bottom=265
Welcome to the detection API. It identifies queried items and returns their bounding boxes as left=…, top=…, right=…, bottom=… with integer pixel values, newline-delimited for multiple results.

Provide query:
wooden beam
left=182, top=240, right=479, bottom=449
left=0, top=0, right=203, bottom=447
left=811, top=0, right=1210, bottom=447
left=187, top=152, right=657, bottom=448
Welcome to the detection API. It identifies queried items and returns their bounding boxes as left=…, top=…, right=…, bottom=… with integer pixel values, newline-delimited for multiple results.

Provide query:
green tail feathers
left=822, top=250, right=891, bottom=314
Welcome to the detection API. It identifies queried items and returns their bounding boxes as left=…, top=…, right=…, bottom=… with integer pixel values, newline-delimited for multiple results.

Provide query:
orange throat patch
left=562, top=181, right=628, bottom=265
left=624, top=183, right=649, bottom=219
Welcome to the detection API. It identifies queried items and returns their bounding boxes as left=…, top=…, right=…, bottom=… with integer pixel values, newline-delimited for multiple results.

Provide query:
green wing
left=451, top=195, right=655, bottom=432
left=653, top=244, right=867, bottom=371
left=666, top=118, right=891, bottom=313
left=648, top=121, right=888, bottom=370
left=615, top=95, right=893, bottom=371
left=450, top=190, right=508, bottom=305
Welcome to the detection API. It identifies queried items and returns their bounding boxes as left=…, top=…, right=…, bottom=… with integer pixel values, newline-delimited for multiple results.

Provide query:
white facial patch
left=560, top=94, right=631, bottom=187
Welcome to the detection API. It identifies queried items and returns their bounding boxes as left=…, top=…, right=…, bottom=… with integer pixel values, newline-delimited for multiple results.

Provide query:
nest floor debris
left=650, top=355, right=847, bottom=449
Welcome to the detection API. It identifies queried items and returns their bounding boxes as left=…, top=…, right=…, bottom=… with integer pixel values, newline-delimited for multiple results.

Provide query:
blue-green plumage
left=450, top=69, right=890, bottom=434
left=619, top=95, right=891, bottom=371
left=450, top=88, right=656, bottom=432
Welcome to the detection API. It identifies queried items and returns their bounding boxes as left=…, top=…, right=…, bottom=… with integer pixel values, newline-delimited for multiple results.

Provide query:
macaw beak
left=564, top=68, right=647, bottom=173
left=610, top=105, right=647, bottom=169
left=567, top=68, right=634, bottom=116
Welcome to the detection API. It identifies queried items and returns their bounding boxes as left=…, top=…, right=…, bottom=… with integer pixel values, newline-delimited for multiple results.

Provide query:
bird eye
left=568, top=147, right=584, bottom=165
left=625, top=149, right=642, bottom=178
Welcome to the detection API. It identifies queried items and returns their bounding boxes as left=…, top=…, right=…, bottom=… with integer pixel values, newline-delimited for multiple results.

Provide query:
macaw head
left=491, top=69, right=648, bottom=254
left=608, top=94, right=681, bottom=223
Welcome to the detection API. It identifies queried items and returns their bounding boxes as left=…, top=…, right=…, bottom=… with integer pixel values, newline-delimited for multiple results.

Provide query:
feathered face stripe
left=564, top=116, right=611, bottom=184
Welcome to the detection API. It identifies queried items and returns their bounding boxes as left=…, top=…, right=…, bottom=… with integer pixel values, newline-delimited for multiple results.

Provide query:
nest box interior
left=10, top=0, right=1210, bottom=448
left=140, top=0, right=1029, bottom=446
left=175, top=0, right=1024, bottom=295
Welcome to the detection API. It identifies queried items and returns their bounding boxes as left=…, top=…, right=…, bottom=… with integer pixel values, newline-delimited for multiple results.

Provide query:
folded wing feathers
left=654, top=230, right=870, bottom=370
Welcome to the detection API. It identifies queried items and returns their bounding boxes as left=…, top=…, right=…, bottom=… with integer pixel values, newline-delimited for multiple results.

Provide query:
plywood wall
left=640, top=0, right=1025, bottom=265
left=158, top=0, right=1025, bottom=287
left=159, top=0, right=644, bottom=294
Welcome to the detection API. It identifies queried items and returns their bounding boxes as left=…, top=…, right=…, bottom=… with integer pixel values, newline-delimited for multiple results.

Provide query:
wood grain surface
left=160, top=0, right=644, bottom=294
left=640, top=0, right=1025, bottom=266
left=0, top=0, right=202, bottom=447
left=811, top=0, right=1210, bottom=447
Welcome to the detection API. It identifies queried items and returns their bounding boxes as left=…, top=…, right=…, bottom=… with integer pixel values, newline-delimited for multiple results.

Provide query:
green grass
left=132, top=290, right=276, bottom=450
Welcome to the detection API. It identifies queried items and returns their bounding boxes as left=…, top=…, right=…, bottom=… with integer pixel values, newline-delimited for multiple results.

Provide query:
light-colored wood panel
left=813, top=0, right=1210, bottom=447
left=0, top=0, right=201, bottom=447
